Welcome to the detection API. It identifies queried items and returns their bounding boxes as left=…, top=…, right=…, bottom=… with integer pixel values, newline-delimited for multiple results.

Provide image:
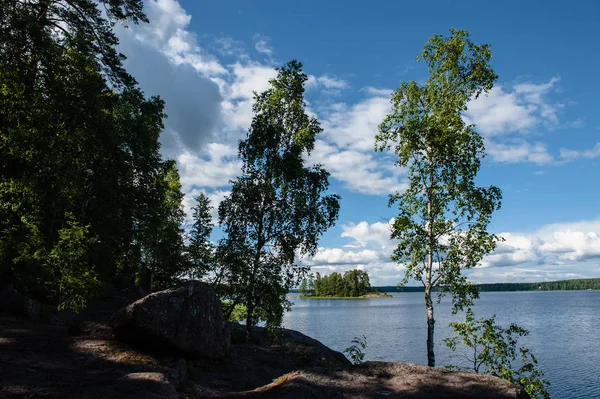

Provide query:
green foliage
left=445, top=310, right=551, bottom=399
left=44, top=215, right=99, bottom=313
left=224, top=302, right=247, bottom=323
left=375, top=28, right=502, bottom=366
left=0, top=0, right=186, bottom=307
left=216, top=60, right=340, bottom=337
left=187, top=193, right=214, bottom=280
left=136, top=160, right=187, bottom=291
left=344, top=335, right=368, bottom=365
left=308, top=269, right=371, bottom=297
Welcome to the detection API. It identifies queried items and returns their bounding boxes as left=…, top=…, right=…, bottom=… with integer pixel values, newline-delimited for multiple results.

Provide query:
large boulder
left=111, top=281, right=230, bottom=360
left=230, top=322, right=351, bottom=369
left=0, top=285, right=55, bottom=321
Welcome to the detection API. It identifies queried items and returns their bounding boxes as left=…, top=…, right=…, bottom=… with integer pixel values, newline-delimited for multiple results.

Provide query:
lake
left=283, top=290, right=600, bottom=399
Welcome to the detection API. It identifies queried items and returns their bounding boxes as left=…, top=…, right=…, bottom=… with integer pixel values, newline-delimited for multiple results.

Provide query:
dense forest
left=0, top=0, right=339, bottom=337
left=374, top=278, right=600, bottom=293
left=298, top=269, right=372, bottom=297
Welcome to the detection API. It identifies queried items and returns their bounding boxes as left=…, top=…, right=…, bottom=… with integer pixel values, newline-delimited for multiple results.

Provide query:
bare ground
left=0, top=287, right=529, bottom=399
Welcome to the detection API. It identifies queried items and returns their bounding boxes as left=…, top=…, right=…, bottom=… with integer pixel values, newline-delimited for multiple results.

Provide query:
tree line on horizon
left=374, top=277, right=600, bottom=293
left=1, top=2, right=550, bottom=397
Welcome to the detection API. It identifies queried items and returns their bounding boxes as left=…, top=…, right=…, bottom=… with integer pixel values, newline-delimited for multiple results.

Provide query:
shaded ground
left=0, top=312, right=349, bottom=398
left=213, top=362, right=530, bottom=399
left=0, top=315, right=179, bottom=398
left=0, top=289, right=529, bottom=399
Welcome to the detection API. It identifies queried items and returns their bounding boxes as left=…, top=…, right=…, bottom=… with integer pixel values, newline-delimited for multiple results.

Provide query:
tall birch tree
left=375, top=29, right=502, bottom=367
left=218, top=60, right=340, bottom=340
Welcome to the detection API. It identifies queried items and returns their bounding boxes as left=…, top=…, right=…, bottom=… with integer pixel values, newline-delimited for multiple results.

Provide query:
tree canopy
left=216, top=60, right=340, bottom=338
left=300, top=270, right=372, bottom=297
left=375, top=28, right=502, bottom=367
left=0, top=0, right=187, bottom=309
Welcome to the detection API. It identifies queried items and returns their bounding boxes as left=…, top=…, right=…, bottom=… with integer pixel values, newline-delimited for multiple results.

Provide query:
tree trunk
left=425, top=284, right=435, bottom=367
left=426, top=168, right=435, bottom=367
left=245, top=245, right=262, bottom=343
left=245, top=301, right=254, bottom=343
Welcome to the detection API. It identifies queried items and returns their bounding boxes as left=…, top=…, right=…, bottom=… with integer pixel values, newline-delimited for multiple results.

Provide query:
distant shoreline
left=371, top=277, right=600, bottom=293
left=290, top=278, right=600, bottom=294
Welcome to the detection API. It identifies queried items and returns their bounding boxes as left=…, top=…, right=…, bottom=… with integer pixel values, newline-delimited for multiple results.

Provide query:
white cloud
left=310, top=248, right=383, bottom=265
left=559, top=143, right=600, bottom=161
left=301, top=218, right=600, bottom=285
left=306, top=75, right=350, bottom=91
left=177, top=143, right=241, bottom=191
left=320, top=96, right=390, bottom=151
left=362, top=87, right=393, bottom=97
left=341, top=220, right=394, bottom=248
left=485, top=139, right=554, bottom=165
left=183, top=188, right=230, bottom=225
left=253, top=34, right=273, bottom=56
left=309, top=141, right=407, bottom=195
left=465, top=77, right=560, bottom=136
left=462, top=77, right=565, bottom=165
left=133, top=0, right=228, bottom=76
left=221, top=62, right=278, bottom=133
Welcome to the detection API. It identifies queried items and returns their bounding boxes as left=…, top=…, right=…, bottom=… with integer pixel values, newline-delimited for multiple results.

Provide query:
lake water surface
left=283, top=291, right=600, bottom=399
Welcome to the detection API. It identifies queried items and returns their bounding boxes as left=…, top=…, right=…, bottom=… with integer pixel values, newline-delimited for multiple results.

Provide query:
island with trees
left=297, top=269, right=392, bottom=298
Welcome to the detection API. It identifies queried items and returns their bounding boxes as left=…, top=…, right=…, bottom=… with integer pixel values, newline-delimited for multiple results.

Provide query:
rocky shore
left=0, top=282, right=529, bottom=398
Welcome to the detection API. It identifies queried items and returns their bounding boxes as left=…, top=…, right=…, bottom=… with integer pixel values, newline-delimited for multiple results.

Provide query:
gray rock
left=230, top=322, right=351, bottom=369
left=51, top=309, right=81, bottom=334
left=228, top=362, right=530, bottom=399
left=0, top=285, right=55, bottom=322
left=111, top=281, right=230, bottom=360
left=90, top=372, right=178, bottom=399
left=164, top=357, right=188, bottom=387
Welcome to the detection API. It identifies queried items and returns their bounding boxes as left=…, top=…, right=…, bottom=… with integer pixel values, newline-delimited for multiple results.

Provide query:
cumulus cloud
left=362, top=87, right=393, bottom=97
left=120, top=39, right=223, bottom=154
left=463, top=77, right=564, bottom=165
left=320, top=96, right=390, bottom=152
left=116, top=0, right=279, bottom=220
left=465, top=77, right=561, bottom=137
left=220, top=62, right=278, bottom=133
left=559, top=143, right=600, bottom=161
left=177, top=143, right=242, bottom=191
left=301, top=218, right=600, bottom=285
left=307, top=92, right=409, bottom=195
left=310, top=248, right=384, bottom=265
left=253, top=34, right=273, bottom=57
left=485, top=139, right=554, bottom=165
left=309, top=141, right=406, bottom=195
left=307, top=75, right=349, bottom=91
left=340, top=220, right=394, bottom=248
left=182, top=188, right=230, bottom=225
left=132, top=0, right=227, bottom=76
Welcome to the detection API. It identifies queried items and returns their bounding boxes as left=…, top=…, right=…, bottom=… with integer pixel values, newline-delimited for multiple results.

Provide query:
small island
left=297, top=269, right=392, bottom=299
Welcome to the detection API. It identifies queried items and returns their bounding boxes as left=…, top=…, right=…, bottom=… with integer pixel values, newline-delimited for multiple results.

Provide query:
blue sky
left=117, top=0, right=600, bottom=285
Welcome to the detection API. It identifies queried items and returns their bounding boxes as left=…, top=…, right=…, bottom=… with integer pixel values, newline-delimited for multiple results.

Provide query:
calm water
left=283, top=291, right=600, bottom=399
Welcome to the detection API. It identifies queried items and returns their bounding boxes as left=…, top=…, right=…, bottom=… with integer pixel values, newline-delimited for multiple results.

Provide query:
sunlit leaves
left=376, top=29, right=502, bottom=365
left=445, top=310, right=551, bottom=399
left=217, top=61, right=340, bottom=332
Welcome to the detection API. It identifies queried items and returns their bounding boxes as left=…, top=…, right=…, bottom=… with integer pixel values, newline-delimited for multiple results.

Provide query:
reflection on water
left=283, top=291, right=600, bottom=399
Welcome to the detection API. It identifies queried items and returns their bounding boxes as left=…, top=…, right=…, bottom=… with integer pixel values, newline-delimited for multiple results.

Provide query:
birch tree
left=218, top=60, right=340, bottom=340
left=375, top=29, right=502, bottom=367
